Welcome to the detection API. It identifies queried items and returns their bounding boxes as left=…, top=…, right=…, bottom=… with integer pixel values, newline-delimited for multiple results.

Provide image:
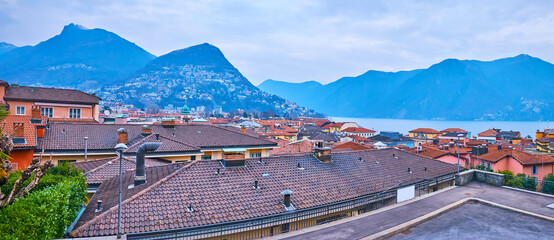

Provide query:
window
left=40, top=107, right=53, bottom=117
left=16, top=106, right=25, bottom=115
left=191, top=156, right=196, bottom=161
left=281, top=223, right=290, bottom=233
left=532, top=165, right=538, bottom=175
left=201, top=155, right=212, bottom=160
left=69, top=108, right=81, bottom=118
left=250, top=152, right=262, bottom=158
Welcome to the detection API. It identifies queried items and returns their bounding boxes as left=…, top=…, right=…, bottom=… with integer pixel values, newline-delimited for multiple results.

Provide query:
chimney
left=13, top=122, right=24, bottom=137
left=117, top=128, right=128, bottom=144
left=281, top=189, right=294, bottom=210
left=241, top=126, right=246, bottom=135
left=161, top=119, right=176, bottom=128
left=95, top=200, right=103, bottom=212
left=141, top=125, right=152, bottom=136
left=31, top=105, right=41, bottom=118
left=313, top=142, right=332, bottom=163
left=134, top=142, right=162, bottom=187
left=497, top=145, right=502, bottom=151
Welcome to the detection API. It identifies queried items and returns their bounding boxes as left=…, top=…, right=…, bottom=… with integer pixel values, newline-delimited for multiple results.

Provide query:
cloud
left=1, top=0, right=553, bottom=84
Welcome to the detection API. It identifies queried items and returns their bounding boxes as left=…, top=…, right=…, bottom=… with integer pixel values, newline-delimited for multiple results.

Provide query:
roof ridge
left=157, top=135, right=200, bottom=149
left=208, top=124, right=275, bottom=144
left=124, top=134, right=156, bottom=151
left=71, top=161, right=199, bottom=236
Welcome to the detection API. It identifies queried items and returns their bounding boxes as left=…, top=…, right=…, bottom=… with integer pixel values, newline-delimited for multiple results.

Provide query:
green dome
left=181, top=104, right=190, bottom=115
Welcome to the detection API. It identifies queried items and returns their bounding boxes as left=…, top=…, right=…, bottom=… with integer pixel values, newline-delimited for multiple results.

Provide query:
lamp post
left=84, top=137, right=88, bottom=161
left=114, top=143, right=128, bottom=239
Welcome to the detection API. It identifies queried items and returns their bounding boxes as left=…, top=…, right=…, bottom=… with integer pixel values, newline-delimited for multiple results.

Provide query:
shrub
left=541, top=174, right=554, bottom=194
left=0, top=177, right=86, bottom=240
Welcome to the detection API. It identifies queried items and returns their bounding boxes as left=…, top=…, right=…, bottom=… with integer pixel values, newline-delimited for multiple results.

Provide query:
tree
left=0, top=157, right=54, bottom=208
left=145, top=104, right=160, bottom=114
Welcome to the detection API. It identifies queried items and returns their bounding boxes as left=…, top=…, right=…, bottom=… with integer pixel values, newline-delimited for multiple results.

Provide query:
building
left=341, top=127, right=376, bottom=138
left=0, top=80, right=100, bottom=121
left=408, top=128, right=441, bottom=139
left=332, top=141, right=373, bottom=151
left=69, top=149, right=457, bottom=239
left=371, top=131, right=414, bottom=148
left=471, top=146, right=554, bottom=179
left=536, top=129, right=554, bottom=153
left=1, top=114, right=47, bottom=170
left=320, top=122, right=343, bottom=133
left=297, top=125, right=324, bottom=140
left=477, top=129, right=498, bottom=143
left=438, top=132, right=470, bottom=140
left=440, top=128, right=468, bottom=135
left=37, top=122, right=277, bottom=165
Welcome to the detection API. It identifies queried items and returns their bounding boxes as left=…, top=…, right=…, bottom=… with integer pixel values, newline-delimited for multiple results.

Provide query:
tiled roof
left=81, top=157, right=137, bottom=185
left=466, top=139, right=490, bottom=146
left=72, top=158, right=114, bottom=174
left=73, top=163, right=185, bottom=233
left=124, top=134, right=200, bottom=154
left=409, top=128, right=440, bottom=134
left=269, top=139, right=314, bottom=155
left=342, top=127, right=376, bottom=133
left=70, top=149, right=457, bottom=237
left=1, top=115, right=47, bottom=147
left=332, top=141, right=373, bottom=151
left=478, top=129, right=497, bottom=137
left=441, top=128, right=468, bottom=133
left=320, top=122, right=343, bottom=129
left=312, top=133, right=340, bottom=142
left=4, top=85, right=100, bottom=105
left=472, top=148, right=554, bottom=165
left=39, top=123, right=277, bottom=152
left=407, top=146, right=449, bottom=159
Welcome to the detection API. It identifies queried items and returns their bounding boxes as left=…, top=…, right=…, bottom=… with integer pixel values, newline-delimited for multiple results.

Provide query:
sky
left=1, top=0, right=554, bottom=85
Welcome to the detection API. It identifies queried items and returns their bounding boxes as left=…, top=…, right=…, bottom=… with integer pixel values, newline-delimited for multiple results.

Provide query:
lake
left=330, top=117, right=552, bottom=139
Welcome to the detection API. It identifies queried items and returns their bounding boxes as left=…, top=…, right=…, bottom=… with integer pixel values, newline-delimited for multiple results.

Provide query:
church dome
left=181, top=104, right=190, bottom=115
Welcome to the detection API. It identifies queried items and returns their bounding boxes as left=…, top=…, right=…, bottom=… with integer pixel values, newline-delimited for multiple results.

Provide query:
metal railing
left=127, top=173, right=456, bottom=240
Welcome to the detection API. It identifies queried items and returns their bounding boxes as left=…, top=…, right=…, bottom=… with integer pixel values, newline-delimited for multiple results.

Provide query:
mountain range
left=0, top=24, right=310, bottom=115
left=259, top=55, right=554, bottom=121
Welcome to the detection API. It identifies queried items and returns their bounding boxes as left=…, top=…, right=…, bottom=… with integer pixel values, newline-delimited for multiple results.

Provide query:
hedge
left=0, top=164, right=86, bottom=240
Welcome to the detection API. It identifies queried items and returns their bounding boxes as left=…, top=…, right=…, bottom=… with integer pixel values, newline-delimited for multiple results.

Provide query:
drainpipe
left=84, top=137, right=88, bottom=161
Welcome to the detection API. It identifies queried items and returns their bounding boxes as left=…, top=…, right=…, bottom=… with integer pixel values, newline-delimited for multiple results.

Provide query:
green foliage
left=541, top=174, right=554, bottom=194
left=503, top=173, right=537, bottom=191
left=0, top=162, right=86, bottom=239
left=476, top=164, right=493, bottom=172
left=0, top=178, right=86, bottom=240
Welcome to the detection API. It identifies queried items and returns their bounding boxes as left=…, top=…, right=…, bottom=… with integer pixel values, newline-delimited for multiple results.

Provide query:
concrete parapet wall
left=456, top=169, right=504, bottom=187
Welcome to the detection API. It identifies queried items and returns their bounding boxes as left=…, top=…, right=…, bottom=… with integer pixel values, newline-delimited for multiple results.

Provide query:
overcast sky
left=1, top=0, right=553, bottom=85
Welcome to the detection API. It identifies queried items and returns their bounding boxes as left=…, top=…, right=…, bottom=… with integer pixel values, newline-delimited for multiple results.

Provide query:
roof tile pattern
left=39, top=123, right=276, bottom=151
left=1, top=115, right=47, bottom=147
left=409, top=128, right=440, bottom=134
left=4, top=85, right=100, bottom=104
left=342, top=127, right=376, bottom=133
left=72, top=149, right=457, bottom=237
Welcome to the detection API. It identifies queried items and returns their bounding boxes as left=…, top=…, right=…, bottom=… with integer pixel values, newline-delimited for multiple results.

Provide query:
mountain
left=259, top=54, right=554, bottom=121
left=0, top=42, right=17, bottom=55
left=0, top=23, right=155, bottom=89
left=99, top=43, right=311, bottom=115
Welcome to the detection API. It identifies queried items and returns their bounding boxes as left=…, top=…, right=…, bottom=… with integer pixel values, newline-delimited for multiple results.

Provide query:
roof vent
left=141, top=125, right=152, bottom=136
left=95, top=200, right=103, bottom=212
left=61, top=128, right=66, bottom=134
left=258, top=158, right=263, bottom=164
left=155, top=133, right=160, bottom=141
left=135, top=142, right=162, bottom=187
left=187, top=204, right=194, bottom=213
left=215, top=168, right=220, bottom=175
left=408, top=168, right=412, bottom=173
left=281, top=190, right=295, bottom=211
left=424, top=167, right=427, bottom=171
left=254, top=180, right=259, bottom=189
left=358, top=157, right=363, bottom=161
left=393, top=153, right=398, bottom=159
left=297, top=163, right=304, bottom=170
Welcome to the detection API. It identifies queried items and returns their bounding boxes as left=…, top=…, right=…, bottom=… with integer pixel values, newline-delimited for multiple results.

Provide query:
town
left=1, top=80, right=553, bottom=239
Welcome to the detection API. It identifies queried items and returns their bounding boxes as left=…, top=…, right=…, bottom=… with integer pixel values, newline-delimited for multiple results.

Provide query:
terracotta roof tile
left=72, top=149, right=457, bottom=237
left=342, top=127, right=376, bottom=133
left=409, top=128, right=440, bottom=134
left=440, top=128, right=468, bottom=133
left=4, top=85, right=100, bottom=104
left=1, top=115, right=47, bottom=147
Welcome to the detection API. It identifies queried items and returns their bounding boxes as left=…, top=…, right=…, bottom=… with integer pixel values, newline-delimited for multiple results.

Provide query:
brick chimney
left=31, top=105, right=41, bottom=118
left=241, top=126, right=246, bottom=134
left=118, top=128, right=128, bottom=144
left=13, top=122, right=24, bottom=137
left=141, top=125, right=152, bottom=135
left=313, top=141, right=332, bottom=163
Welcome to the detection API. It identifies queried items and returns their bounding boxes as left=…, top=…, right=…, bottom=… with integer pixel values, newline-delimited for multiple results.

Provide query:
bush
left=0, top=163, right=86, bottom=239
left=0, top=178, right=86, bottom=240
left=541, top=174, right=554, bottom=194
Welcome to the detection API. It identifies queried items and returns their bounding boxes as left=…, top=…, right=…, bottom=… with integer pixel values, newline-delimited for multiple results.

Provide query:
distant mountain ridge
left=259, top=54, right=554, bottom=121
left=98, top=43, right=310, bottom=114
left=0, top=23, right=311, bottom=114
left=0, top=23, right=155, bottom=89
left=0, top=42, right=17, bottom=55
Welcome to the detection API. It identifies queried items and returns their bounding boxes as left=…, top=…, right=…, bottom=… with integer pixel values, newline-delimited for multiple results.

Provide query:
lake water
left=330, top=117, right=552, bottom=139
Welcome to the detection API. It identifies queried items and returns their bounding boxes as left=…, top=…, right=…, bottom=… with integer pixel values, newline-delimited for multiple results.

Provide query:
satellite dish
left=104, top=110, right=110, bottom=115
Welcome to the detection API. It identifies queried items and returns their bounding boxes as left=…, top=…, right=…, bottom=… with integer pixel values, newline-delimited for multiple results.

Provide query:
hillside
left=0, top=23, right=155, bottom=89
left=259, top=54, right=554, bottom=121
left=98, top=43, right=311, bottom=114
left=0, top=42, right=17, bottom=55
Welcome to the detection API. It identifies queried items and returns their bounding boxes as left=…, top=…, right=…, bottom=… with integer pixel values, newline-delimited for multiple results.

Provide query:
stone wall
left=455, top=169, right=504, bottom=187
